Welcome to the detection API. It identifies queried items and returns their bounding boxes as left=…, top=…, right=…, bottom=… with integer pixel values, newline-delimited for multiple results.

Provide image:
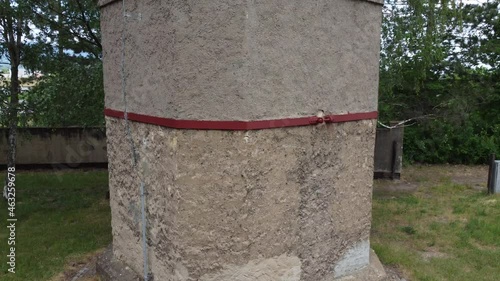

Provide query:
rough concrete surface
left=97, top=245, right=140, bottom=281
left=199, top=255, right=301, bottom=281
left=333, top=240, right=370, bottom=279
left=101, top=0, right=384, bottom=280
left=101, top=0, right=382, bottom=121
left=335, top=250, right=386, bottom=281
left=106, top=117, right=377, bottom=281
left=95, top=246, right=388, bottom=281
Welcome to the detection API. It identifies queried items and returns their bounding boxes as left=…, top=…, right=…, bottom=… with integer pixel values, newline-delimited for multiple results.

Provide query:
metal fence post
left=487, top=154, right=496, bottom=195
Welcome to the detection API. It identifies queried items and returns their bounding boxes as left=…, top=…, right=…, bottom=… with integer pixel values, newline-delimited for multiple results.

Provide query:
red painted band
left=104, top=108, right=378, bottom=131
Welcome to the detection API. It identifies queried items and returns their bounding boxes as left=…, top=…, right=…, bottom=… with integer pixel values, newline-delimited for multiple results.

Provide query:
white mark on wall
left=333, top=240, right=370, bottom=279
left=200, top=255, right=301, bottom=281
left=124, top=12, right=142, bottom=21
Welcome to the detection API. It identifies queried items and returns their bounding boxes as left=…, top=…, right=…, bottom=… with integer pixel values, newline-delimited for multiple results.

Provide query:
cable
left=120, top=1, right=149, bottom=280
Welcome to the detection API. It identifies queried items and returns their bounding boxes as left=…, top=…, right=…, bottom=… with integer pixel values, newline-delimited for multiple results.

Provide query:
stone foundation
left=106, top=117, right=377, bottom=281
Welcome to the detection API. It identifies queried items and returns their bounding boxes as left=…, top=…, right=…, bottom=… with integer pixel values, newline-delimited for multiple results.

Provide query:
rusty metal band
left=104, top=108, right=378, bottom=131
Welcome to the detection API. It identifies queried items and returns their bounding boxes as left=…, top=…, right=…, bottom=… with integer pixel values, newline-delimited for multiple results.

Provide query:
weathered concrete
left=101, top=0, right=384, bottom=280
left=97, top=245, right=140, bottom=281
left=373, top=127, right=404, bottom=179
left=106, top=117, right=377, bottom=281
left=96, top=245, right=386, bottom=281
left=101, top=0, right=382, bottom=121
left=334, top=240, right=370, bottom=279
left=335, top=250, right=386, bottom=281
left=0, top=128, right=107, bottom=166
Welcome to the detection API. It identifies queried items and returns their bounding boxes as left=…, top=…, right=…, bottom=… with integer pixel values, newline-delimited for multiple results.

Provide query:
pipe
left=140, top=181, right=149, bottom=281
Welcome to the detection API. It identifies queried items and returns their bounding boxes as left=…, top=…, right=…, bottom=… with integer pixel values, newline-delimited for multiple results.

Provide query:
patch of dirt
left=374, top=180, right=419, bottom=198
left=447, top=165, right=489, bottom=190
left=49, top=250, right=104, bottom=281
left=482, top=198, right=498, bottom=206
left=374, top=165, right=490, bottom=196
left=406, top=165, right=488, bottom=187
left=383, top=265, right=409, bottom=281
left=420, top=248, right=451, bottom=262
left=470, top=240, right=500, bottom=252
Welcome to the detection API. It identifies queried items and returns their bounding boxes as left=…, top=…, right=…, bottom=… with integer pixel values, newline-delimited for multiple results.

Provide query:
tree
left=379, top=0, right=500, bottom=164
left=25, top=0, right=101, bottom=67
left=0, top=0, right=30, bottom=197
left=379, top=0, right=461, bottom=121
left=1, top=0, right=103, bottom=197
left=23, top=0, right=104, bottom=127
left=27, top=61, right=104, bottom=127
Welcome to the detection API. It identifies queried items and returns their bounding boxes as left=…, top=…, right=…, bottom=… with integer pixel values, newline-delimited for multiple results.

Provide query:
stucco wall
left=106, top=117, right=376, bottom=281
left=101, top=0, right=382, bottom=121
left=101, top=0, right=383, bottom=279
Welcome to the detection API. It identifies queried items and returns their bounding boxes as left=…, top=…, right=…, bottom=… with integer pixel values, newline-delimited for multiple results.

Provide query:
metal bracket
left=309, top=116, right=334, bottom=125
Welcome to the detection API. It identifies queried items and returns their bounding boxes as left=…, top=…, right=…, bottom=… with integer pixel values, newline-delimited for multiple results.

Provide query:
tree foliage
left=26, top=61, right=103, bottom=127
left=0, top=0, right=32, bottom=167
left=380, top=0, right=500, bottom=164
left=24, top=0, right=103, bottom=127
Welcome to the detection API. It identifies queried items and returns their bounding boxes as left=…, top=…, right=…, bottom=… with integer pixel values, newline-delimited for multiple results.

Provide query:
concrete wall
left=101, top=0, right=382, bottom=121
left=373, top=127, right=404, bottom=178
left=0, top=128, right=107, bottom=167
left=106, top=117, right=377, bottom=281
left=101, top=0, right=383, bottom=280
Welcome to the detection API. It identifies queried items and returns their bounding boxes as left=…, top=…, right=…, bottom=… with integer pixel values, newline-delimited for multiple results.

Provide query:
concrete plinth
left=96, top=247, right=386, bottom=281
left=100, top=0, right=384, bottom=280
left=105, top=117, right=378, bottom=281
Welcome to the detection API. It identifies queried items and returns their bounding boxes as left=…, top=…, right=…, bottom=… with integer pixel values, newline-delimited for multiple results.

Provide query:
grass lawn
left=372, top=165, right=500, bottom=281
left=0, top=170, right=111, bottom=281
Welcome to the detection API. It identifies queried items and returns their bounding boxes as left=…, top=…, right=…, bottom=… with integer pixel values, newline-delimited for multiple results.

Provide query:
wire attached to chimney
left=120, top=1, right=150, bottom=280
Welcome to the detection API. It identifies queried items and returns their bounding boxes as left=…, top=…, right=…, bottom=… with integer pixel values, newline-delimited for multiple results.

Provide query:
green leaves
left=21, top=0, right=104, bottom=127
left=380, top=1, right=500, bottom=164
left=26, top=61, right=104, bottom=127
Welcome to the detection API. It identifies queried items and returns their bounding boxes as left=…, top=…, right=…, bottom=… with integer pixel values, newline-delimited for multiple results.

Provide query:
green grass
left=0, top=170, right=111, bottom=281
left=372, top=176, right=500, bottom=281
